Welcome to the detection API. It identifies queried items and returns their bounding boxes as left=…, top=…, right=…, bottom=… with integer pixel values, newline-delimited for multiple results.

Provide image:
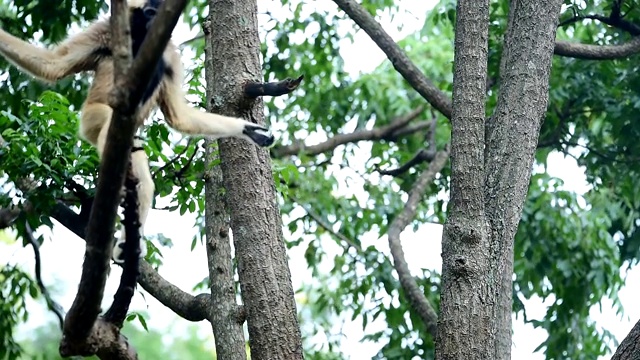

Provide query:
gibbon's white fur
left=0, top=0, right=275, bottom=263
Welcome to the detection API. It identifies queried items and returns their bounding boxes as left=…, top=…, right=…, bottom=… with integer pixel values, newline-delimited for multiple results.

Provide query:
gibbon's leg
left=112, top=138, right=154, bottom=264
left=0, top=22, right=106, bottom=82
left=158, top=52, right=275, bottom=147
left=81, top=103, right=153, bottom=263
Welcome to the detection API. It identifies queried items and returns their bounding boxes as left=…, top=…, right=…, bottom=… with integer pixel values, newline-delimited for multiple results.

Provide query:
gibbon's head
left=129, top=0, right=162, bottom=19
left=129, top=0, right=163, bottom=29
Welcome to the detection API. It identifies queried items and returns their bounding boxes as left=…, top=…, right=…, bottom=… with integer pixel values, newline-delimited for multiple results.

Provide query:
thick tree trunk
left=203, top=25, right=247, bottom=356
left=206, top=1, right=304, bottom=359
left=437, top=0, right=563, bottom=359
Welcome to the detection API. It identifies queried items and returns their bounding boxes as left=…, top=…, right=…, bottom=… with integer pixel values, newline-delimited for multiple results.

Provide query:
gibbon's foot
left=112, top=235, right=147, bottom=265
left=243, top=123, right=275, bottom=147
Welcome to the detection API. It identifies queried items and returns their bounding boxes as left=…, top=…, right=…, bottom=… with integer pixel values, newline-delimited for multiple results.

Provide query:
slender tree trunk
left=436, top=1, right=491, bottom=359
left=206, top=1, right=304, bottom=359
left=484, top=1, right=563, bottom=357
left=203, top=23, right=247, bottom=355
left=437, top=0, right=563, bottom=359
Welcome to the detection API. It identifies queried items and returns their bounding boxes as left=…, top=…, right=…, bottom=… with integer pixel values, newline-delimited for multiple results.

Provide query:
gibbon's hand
left=243, top=123, right=275, bottom=147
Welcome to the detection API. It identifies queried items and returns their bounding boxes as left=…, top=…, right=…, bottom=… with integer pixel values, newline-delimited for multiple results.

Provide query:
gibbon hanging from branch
left=0, top=0, right=275, bottom=262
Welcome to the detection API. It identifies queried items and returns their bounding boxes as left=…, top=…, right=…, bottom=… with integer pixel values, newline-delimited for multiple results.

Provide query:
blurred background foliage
left=0, top=0, right=639, bottom=359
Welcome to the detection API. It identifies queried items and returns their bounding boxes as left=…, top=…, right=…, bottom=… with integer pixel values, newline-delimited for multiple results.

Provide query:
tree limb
left=47, top=196, right=210, bottom=323
left=377, top=114, right=438, bottom=176
left=103, top=170, right=141, bottom=329
left=331, top=0, right=453, bottom=119
left=0, top=206, right=22, bottom=229
left=244, top=75, right=304, bottom=97
left=63, top=0, right=189, bottom=350
left=290, top=194, right=362, bottom=251
left=24, top=221, right=65, bottom=330
left=558, top=13, right=640, bottom=35
left=554, top=36, right=640, bottom=59
left=271, top=106, right=425, bottom=158
left=386, top=147, right=449, bottom=339
left=377, top=149, right=436, bottom=177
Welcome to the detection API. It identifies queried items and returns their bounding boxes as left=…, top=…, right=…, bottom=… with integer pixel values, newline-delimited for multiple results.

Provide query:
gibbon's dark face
left=142, top=0, right=163, bottom=24
left=129, top=0, right=167, bottom=104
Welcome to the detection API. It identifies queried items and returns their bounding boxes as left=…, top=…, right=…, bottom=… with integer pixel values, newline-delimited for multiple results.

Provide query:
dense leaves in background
left=0, top=0, right=639, bottom=359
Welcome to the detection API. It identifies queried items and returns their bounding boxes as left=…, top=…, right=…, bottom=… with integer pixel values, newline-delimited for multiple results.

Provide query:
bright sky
left=1, top=0, right=638, bottom=359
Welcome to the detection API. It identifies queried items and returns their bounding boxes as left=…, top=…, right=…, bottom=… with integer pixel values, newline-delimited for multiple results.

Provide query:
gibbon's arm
left=0, top=21, right=108, bottom=82
left=158, top=49, right=275, bottom=147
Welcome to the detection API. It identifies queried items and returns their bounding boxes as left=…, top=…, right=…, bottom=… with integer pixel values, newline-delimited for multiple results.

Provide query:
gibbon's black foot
left=112, top=236, right=147, bottom=265
left=243, top=124, right=275, bottom=147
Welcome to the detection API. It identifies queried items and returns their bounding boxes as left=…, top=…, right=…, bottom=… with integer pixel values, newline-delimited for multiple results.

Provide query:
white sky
left=1, top=0, right=638, bottom=359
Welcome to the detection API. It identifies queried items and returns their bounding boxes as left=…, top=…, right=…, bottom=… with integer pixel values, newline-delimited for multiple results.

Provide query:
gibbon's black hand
left=243, top=124, right=275, bottom=147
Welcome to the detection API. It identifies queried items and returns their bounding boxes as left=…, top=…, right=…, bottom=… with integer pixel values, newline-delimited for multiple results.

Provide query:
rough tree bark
left=202, top=21, right=247, bottom=359
left=436, top=1, right=491, bottom=358
left=484, top=0, right=563, bottom=357
left=207, top=1, right=304, bottom=359
left=437, top=0, right=564, bottom=359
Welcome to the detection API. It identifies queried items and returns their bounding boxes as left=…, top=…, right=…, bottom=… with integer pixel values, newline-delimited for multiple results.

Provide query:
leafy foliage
left=0, top=265, right=38, bottom=360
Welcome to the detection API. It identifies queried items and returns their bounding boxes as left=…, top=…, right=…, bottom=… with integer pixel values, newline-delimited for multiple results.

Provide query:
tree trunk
left=612, top=318, right=640, bottom=360
left=484, top=1, right=563, bottom=357
left=203, top=23, right=247, bottom=355
left=206, top=1, right=304, bottom=359
left=436, top=1, right=491, bottom=359
left=436, top=0, right=563, bottom=359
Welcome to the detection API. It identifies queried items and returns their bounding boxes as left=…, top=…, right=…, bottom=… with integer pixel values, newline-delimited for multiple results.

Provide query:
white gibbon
left=0, top=0, right=275, bottom=263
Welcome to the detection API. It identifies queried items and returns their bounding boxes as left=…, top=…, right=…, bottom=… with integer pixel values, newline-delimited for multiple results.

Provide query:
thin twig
left=152, top=139, right=193, bottom=178
left=24, top=222, right=65, bottom=330
left=290, top=194, right=362, bottom=251
left=272, top=106, right=425, bottom=158
left=377, top=149, right=436, bottom=176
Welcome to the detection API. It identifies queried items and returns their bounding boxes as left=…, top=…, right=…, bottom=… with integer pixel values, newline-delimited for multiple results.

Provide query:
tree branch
left=62, top=0, right=135, bottom=344
left=558, top=13, right=640, bottom=35
left=377, top=149, right=436, bottom=176
left=271, top=106, right=425, bottom=158
left=554, top=36, right=640, bottom=60
left=0, top=206, right=20, bottom=229
left=48, top=196, right=210, bottom=323
left=103, top=170, right=141, bottom=328
left=386, top=147, right=449, bottom=339
left=63, top=0, right=189, bottom=350
left=137, top=262, right=210, bottom=322
left=377, top=115, right=438, bottom=176
left=331, top=0, right=453, bottom=119
left=24, top=222, right=65, bottom=330
left=290, top=194, right=362, bottom=251
left=244, top=75, right=304, bottom=97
